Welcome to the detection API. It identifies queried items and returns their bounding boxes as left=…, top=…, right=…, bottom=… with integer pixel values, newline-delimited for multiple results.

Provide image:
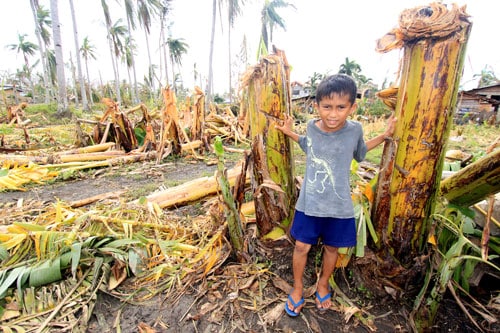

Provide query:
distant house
left=1, top=84, right=28, bottom=105
left=291, top=81, right=311, bottom=100
left=456, top=83, right=500, bottom=124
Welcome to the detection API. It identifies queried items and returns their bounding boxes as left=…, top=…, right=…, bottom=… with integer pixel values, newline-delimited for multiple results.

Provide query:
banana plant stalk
left=214, top=136, right=246, bottom=259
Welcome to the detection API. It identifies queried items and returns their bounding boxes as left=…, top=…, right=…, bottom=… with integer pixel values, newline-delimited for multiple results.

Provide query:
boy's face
left=314, top=93, right=357, bottom=132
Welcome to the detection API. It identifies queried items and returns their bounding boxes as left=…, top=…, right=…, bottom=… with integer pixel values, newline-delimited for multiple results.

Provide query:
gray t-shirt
left=295, top=119, right=367, bottom=218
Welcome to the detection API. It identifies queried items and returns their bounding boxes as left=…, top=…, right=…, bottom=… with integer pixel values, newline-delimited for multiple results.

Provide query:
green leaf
left=350, top=159, right=359, bottom=175
left=105, top=239, right=142, bottom=248
left=134, top=127, right=146, bottom=146
left=214, top=136, right=224, bottom=156
left=0, top=244, right=8, bottom=261
left=138, top=196, right=148, bottom=205
left=462, top=216, right=476, bottom=234
left=12, top=222, right=46, bottom=232
left=128, top=248, right=145, bottom=276
left=450, top=161, right=461, bottom=171
left=0, top=267, right=27, bottom=298
left=364, top=203, right=379, bottom=245
left=461, top=259, right=477, bottom=292
left=29, top=259, right=62, bottom=287
left=71, top=243, right=82, bottom=278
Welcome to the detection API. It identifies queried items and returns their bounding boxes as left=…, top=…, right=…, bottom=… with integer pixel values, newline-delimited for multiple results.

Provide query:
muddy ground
left=0, top=158, right=494, bottom=333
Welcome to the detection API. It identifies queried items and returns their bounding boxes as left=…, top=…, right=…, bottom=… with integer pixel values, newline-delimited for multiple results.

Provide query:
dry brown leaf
left=261, top=302, right=284, bottom=325
left=108, top=260, right=127, bottom=291
left=137, top=322, right=157, bottom=333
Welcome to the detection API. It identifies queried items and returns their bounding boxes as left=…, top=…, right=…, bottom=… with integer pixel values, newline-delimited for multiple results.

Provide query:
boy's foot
left=315, top=288, right=332, bottom=311
left=284, top=290, right=304, bottom=317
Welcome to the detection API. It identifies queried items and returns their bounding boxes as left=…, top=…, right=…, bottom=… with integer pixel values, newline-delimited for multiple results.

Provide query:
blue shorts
left=290, top=210, right=356, bottom=247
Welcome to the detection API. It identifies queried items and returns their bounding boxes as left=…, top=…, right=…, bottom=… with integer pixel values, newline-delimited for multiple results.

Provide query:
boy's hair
left=315, top=74, right=357, bottom=105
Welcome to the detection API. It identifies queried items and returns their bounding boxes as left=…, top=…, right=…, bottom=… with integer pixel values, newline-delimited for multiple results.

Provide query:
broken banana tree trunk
left=98, top=98, right=138, bottom=152
left=240, top=48, right=296, bottom=237
left=190, top=86, right=205, bottom=142
left=371, top=3, right=471, bottom=285
left=440, top=149, right=500, bottom=207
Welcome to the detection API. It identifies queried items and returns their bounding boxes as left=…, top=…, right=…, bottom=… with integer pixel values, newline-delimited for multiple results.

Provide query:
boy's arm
left=366, top=114, right=397, bottom=151
left=275, top=115, right=300, bottom=143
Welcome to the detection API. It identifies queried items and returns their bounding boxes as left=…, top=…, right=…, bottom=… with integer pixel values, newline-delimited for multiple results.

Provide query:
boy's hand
left=275, top=115, right=300, bottom=142
left=275, top=115, right=294, bottom=134
left=384, top=113, right=397, bottom=137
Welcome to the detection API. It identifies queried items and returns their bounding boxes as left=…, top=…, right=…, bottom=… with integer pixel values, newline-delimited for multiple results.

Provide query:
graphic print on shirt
left=305, top=137, right=347, bottom=201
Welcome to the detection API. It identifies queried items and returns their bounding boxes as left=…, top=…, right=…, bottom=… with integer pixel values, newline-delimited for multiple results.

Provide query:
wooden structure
left=456, top=83, right=500, bottom=124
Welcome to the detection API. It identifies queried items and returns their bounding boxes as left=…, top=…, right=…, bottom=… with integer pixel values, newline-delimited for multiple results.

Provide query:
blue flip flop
left=315, top=290, right=332, bottom=311
left=284, top=294, right=305, bottom=317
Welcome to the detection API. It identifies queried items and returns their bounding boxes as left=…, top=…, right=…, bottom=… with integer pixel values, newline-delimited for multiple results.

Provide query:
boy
left=275, top=74, right=396, bottom=316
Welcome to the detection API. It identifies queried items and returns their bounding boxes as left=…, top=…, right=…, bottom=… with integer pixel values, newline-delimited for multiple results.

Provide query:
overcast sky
left=0, top=0, right=498, bottom=94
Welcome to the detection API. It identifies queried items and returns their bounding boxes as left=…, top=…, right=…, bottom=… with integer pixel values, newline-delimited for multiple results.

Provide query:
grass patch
left=124, top=183, right=159, bottom=200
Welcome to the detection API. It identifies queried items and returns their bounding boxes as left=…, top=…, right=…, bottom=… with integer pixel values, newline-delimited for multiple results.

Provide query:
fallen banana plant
left=0, top=162, right=58, bottom=192
left=0, top=199, right=232, bottom=331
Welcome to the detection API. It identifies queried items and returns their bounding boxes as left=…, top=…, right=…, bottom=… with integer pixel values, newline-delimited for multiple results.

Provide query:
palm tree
left=122, top=0, right=139, bottom=103
left=50, top=0, right=69, bottom=115
left=7, top=34, right=39, bottom=100
left=167, top=37, right=189, bottom=92
left=80, top=36, right=96, bottom=105
left=101, top=0, right=122, bottom=103
left=122, top=36, right=137, bottom=103
left=338, top=57, right=361, bottom=76
left=159, top=0, right=173, bottom=88
left=206, top=0, right=217, bottom=111
left=69, top=0, right=89, bottom=111
left=109, top=20, right=128, bottom=100
left=223, top=0, right=246, bottom=103
left=6, top=34, right=39, bottom=99
left=29, top=0, right=52, bottom=103
left=473, top=65, right=499, bottom=88
left=260, top=0, right=295, bottom=55
left=137, top=0, right=161, bottom=91
left=46, top=49, right=57, bottom=85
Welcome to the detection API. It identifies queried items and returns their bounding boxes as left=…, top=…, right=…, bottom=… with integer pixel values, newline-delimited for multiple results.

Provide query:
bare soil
left=0, top=159, right=493, bottom=333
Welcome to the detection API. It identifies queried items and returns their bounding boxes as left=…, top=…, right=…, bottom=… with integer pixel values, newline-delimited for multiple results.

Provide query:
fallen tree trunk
left=1, top=141, right=202, bottom=166
left=136, top=163, right=246, bottom=209
left=69, top=190, right=127, bottom=208
left=440, top=149, right=500, bottom=206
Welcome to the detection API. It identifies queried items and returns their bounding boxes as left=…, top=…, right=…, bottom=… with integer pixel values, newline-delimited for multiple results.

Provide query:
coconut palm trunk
left=123, top=0, right=139, bottom=104
left=101, top=0, right=122, bottom=104
left=369, top=1, right=472, bottom=292
left=50, top=0, right=69, bottom=115
left=29, top=0, right=51, bottom=104
left=206, top=0, right=216, bottom=112
left=69, top=0, right=89, bottom=111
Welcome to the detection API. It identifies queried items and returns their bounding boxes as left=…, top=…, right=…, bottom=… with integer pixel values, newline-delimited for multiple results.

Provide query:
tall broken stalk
left=240, top=47, right=296, bottom=237
left=214, top=136, right=246, bottom=260
left=369, top=3, right=473, bottom=330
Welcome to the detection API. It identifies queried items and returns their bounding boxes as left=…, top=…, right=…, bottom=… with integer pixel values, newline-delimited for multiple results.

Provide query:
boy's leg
left=316, top=245, right=338, bottom=310
left=287, top=240, right=311, bottom=314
